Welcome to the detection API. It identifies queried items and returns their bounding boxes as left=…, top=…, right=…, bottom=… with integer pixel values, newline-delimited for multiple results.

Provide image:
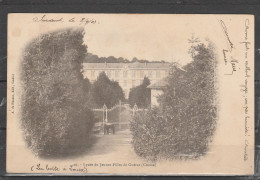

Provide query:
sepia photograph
left=6, top=14, right=254, bottom=175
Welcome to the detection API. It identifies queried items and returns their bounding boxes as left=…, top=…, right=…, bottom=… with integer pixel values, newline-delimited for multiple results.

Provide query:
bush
left=129, top=77, right=151, bottom=108
left=130, top=40, right=217, bottom=161
left=87, top=72, right=125, bottom=108
left=21, top=28, right=94, bottom=157
left=130, top=107, right=166, bottom=161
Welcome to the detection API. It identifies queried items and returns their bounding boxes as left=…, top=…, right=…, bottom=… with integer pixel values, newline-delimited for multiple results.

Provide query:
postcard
left=6, top=13, right=254, bottom=175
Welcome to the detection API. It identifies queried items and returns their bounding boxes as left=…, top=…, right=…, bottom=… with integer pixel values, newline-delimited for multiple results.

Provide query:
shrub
left=130, top=40, right=217, bottom=161
left=21, top=28, right=94, bottom=157
left=130, top=107, right=166, bottom=161
left=87, top=72, right=125, bottom=108
left=129, top=77, right=151, bottom=108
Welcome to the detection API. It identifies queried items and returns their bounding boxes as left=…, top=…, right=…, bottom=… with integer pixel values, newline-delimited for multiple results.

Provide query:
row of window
left=89, top=79, right=142, bottom=87
left=120, top=80, right=141, bottom=87
left=89, top=70, right=168, bottom=79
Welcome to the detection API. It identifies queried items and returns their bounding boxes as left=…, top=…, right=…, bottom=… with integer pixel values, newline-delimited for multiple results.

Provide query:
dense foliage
left=84, top=53, right=166, bottom=63
left=87, top=72, right=125, bottom=108
left=21, top=28, right=94, bottom=157
left=128, top=77, right=151, bottom=108
left=82, top=77, right=92, bottom=95
left=130, top=40, right=217, bottom=161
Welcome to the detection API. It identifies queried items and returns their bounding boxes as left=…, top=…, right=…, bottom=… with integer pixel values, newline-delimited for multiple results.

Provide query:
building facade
left=147, top=77, right=169, bottom=106
left=83, top=62, right=170, bottom=98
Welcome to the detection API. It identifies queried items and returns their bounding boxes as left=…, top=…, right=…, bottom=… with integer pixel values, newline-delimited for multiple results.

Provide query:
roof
left=83, top=62, right=170, bottom=69
left=147, top=77, right=169, bottom=89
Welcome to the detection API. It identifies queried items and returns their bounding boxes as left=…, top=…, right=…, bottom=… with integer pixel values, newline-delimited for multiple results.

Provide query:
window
left=107, top=70, right=111, bottom=78
left=132, top=70, right=136, bottom=78
left=144, top=70, right=148, bottom=77
left=140, top=70, right=144, bottom=78
left=115, top=70, right=119, bottom=78
left=156, top=70, right=161, bottom=78
left=123, top=70, right=128, bottom=78
left=91, top=70, right=95, bottom=78
left=165, top=70, right=169, bottom=76
left=148, top=70, right=152, bottom=78
left=132, top=80, right=135, bottom=87
left=111, top=70, right=114, bottom=78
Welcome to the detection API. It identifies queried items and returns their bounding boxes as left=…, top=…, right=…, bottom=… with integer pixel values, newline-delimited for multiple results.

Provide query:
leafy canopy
left=88, top=72, right=125, bottom=108
left=128, top=77, right=151, bottom=108
left=21, top=28, right=94, bottom=157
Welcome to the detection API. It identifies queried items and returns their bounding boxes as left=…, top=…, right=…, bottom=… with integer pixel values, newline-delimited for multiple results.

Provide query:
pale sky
left=10, top=14, right=228, bottom=66
left=82, top=14, right=222, bottom=65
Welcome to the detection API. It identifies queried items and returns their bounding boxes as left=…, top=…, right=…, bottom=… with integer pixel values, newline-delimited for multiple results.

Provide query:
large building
left=83, top=62, right=170, bottom=98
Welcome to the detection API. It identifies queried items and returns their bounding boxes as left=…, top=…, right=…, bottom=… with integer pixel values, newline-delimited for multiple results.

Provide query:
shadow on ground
left=38, top=134, right=100, bottom=160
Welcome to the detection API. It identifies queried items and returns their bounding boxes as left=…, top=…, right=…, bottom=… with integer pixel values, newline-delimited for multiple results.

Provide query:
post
left=103, top=104, right=107, bottom=134
left=118, top=100, right=122, bottom=129
left=103, top=107, right=105, bottom=122
left=105, top=108, right=108, bottom=123
left=103, top=106, right=104, bottom=134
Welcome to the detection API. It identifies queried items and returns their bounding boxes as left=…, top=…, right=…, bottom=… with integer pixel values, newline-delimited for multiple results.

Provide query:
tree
left=130, top=39, right=217, bottom=161
left=158, top=42, right=217, bottom=158
left=82, top=77, right=92, bottom=95
left=188, top=33, right=200, bottom=58
left=129, top=77, right=151, bottom=108
left=88, top=72, right=125, bottom=108
left=84, top=53, right=167, bottom=64
left=21, top=28, right=95, bottom=157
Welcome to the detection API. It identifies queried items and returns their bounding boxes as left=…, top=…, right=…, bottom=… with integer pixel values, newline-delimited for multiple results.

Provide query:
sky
left=9, top=14, right=227, bottom=66
left=82, top=14, right=222, bottom=65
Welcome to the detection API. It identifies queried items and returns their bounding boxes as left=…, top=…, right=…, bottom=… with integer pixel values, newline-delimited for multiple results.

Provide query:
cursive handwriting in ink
left=79, top=18, right=97, bottom=25
left=30, top=163, right=88, bottom=173
left=222, top=49, right=229, bottom=65
left=224, top=57, right=238, bottom=75
left=219, top=20, right=234, bottom=52
left=244, top=139, right=248, bottom=161
left=33, top=15, right=63, bottom=23
left=11, top=73, right=15, bottom=114
left=244, top=19, right=250, bottom=41
left=32, top=15, right=98, bottom=26
left=240, top=19, right=251, bottom=59
left=219, top=19, right=237, bottom=75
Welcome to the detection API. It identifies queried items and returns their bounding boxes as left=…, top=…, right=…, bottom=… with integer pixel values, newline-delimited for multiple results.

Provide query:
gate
left=91, top=103, right=147, bottom=134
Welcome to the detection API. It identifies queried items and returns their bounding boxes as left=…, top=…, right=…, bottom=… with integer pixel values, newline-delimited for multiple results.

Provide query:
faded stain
left=12, top=27, right=21, bottom=37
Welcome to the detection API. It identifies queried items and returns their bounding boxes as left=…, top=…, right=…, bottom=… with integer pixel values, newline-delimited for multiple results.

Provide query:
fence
left=91, top=103, right=148, bottom=133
